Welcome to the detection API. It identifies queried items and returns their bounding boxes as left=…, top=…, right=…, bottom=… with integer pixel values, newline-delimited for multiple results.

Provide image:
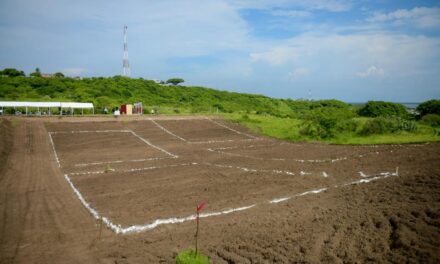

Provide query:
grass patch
left=176, top=250, right=210, bottom=264
left=223, top=113, right=304, bottom=141
left=224, top=113, right=440, bottom=145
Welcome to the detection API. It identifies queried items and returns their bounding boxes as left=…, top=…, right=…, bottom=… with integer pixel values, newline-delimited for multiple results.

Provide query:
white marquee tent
left=0, top=101, right=94, bottom=115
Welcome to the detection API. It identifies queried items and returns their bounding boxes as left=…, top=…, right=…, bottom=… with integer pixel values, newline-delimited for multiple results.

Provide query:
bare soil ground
left=1, top=116, right=439, bottom=263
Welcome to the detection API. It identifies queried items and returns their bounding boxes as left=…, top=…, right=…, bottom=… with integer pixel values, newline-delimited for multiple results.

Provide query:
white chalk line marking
left=206, top=118, right=258, bottom=139
left=269, top=169, right=399, bottom=204
left=207, top=147, right=349, bottom=163
left=68, top=162, right=297, bottom=177
left=207, top=145, right=405, bottom=164
left=48, top=132, right=61, bottom=168
left=128, top=130, right=178, bottom=158
left=50, top=130, right=132, bottom=134
left=202, top=162, right=295, bottom=175
left=150, top=118, right=261, bottom=144
left=212, top=143, right=278, bottom=151
left=270, top=188, right=328, bottom=204
left=65, top=169, right=399, bottom=234
left=74, top=156, right=175, bottom=167
left=150, top=119, right=188, bottom=142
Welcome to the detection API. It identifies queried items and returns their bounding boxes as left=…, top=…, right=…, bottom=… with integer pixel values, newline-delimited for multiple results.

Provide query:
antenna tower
left=123, top=25, right=131, bottom=77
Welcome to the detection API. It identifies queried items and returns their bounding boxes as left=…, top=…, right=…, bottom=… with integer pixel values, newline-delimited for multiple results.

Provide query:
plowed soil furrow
left=0, top=119, right=98, bottom=263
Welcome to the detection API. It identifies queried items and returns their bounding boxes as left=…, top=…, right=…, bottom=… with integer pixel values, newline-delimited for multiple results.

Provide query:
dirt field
left=1, top=116, right=439, bottom=263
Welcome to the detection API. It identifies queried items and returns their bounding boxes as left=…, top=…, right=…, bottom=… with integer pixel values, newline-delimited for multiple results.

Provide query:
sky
left=0, top=0, right=439, bottom=102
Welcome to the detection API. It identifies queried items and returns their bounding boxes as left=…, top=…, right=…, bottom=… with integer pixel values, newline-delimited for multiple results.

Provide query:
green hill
left=1, top=74, right=438, bottom=144
left=0, top=75, right=348, bottom=116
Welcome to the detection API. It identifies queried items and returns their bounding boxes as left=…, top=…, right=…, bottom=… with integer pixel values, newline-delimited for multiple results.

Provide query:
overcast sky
left=0, top=0, right=439, bottom=102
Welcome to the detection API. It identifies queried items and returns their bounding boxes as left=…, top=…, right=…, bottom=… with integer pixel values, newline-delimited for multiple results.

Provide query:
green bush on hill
left=417, top=100, right=440, bottom=117
left=300, top=107, right=357, bottom=138
left=420, top=114, right=440, bottom=127
left=358, top=101, right=408, bottom=118
left=359, top=117, right=418, bottom=136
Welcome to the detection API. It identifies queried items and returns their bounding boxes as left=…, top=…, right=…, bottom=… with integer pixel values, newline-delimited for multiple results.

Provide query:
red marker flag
left=196, top=202, right=205, bottom=215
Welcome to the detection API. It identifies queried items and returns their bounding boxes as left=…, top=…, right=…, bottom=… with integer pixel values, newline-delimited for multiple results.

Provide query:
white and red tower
left=123, top=25, right=131, bottom=77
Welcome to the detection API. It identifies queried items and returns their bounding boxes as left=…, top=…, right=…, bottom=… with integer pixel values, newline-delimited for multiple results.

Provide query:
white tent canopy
left=0, top=101, right=94, bottom=115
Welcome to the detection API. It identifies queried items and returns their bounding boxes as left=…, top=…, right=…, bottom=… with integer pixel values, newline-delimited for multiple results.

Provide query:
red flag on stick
left=196, top=202, right=205, bottom=215
left=195, top=201, right=205, bottom=256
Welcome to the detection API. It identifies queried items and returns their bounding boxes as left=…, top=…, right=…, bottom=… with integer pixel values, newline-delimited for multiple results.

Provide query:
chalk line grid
left=65, top=167, right=399, bottom=234
left=207, top=144, right=404, bottom=164
left=49, top=126, right=402, bottom=235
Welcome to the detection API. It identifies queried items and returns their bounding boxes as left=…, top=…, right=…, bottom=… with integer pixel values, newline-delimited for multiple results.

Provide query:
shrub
left=176, top=250, right=210, bottom=264
left=359, top=117, right=392, bottom=135
left=417, top=100, right=440, bottom=117
left=359, top=117, right=418, bottom=135
left=358, top=101, right=408, bottom=118
left=300, top=107, right=356, bottom=138
left=420, top=114, right=440, bottom=127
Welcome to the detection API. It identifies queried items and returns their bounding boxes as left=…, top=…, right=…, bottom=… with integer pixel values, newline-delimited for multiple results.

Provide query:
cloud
left=368, top=7, right=440, bottom=28
left=250, top=46, right=300, bottom=66
left=288, top=67, right=310, bottom=79
left=356, top=66, right=384, bottom=78
left=0, top=0, right=252, bottom=76
left=248, top=33, right=440, bottom=79
left=226, top=0, right=352, bottom=12
left=269, top=10, right=311, bottom=18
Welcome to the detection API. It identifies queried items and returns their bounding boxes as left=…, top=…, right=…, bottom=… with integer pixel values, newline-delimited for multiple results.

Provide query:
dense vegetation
left=0, top=74, right=356, bottom=117
left=358, top=101, right=408, bottom=118
left=0, top=71, right=439, bottom=144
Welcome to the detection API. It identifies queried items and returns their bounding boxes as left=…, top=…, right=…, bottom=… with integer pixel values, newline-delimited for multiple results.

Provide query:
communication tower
left=123, top=25, right=131, bottom=77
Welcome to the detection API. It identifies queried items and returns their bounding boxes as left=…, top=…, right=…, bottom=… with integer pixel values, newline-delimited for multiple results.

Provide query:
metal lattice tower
left=123, top=25, right=131, bottom=77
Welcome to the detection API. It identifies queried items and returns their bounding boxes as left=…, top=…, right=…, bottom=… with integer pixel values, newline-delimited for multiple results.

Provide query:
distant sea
left=349, top=102, right=420, bottom=109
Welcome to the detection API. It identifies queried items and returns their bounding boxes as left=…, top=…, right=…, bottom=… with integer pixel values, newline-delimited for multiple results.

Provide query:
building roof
left=0, top=101, right=94, bottom=109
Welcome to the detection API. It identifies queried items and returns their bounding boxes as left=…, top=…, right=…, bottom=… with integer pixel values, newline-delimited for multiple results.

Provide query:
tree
left=30, top=67, right=41, bottom=77
left=0, top=68, right=25, bottom=77
left=358, top=101, right=408, bottom=118
left=166, top=78, right=184, bottom=86
left=54, top=72, right=65, bottom=78
left=416, top=100, right=440, bottom=117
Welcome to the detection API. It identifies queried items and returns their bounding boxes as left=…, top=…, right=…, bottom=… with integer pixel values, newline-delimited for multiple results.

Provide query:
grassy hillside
left=1, top=75, right=439, bottom=144
left=0, top=75, right=298, bottom=115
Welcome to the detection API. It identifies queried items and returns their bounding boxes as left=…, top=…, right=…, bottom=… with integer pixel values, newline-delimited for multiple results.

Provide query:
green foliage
left=0, top=75, right=325, bottom=116
left=226, top=113, right=439, bottom=145
left=30, top=67, right=42, bottom=77
left=359, top=117, right=418, bottom=136
left=0, top=68, right=25, bottom=77
left=420, top=114, right=440, bottom=127
left=166, top=78, right=185, bottom=85
left=300, top=107, right=357, bottom=138
left=176, top=250, right=210, bottom=264
left=358, top=101, right=408, bottom=118
left=54, top=72, right=65, bottom=78
left=417, top=100, right=440, bottom=117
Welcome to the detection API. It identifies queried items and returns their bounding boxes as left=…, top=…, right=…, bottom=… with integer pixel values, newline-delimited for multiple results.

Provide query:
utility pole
left=123, top=25, right=131, bottom=77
